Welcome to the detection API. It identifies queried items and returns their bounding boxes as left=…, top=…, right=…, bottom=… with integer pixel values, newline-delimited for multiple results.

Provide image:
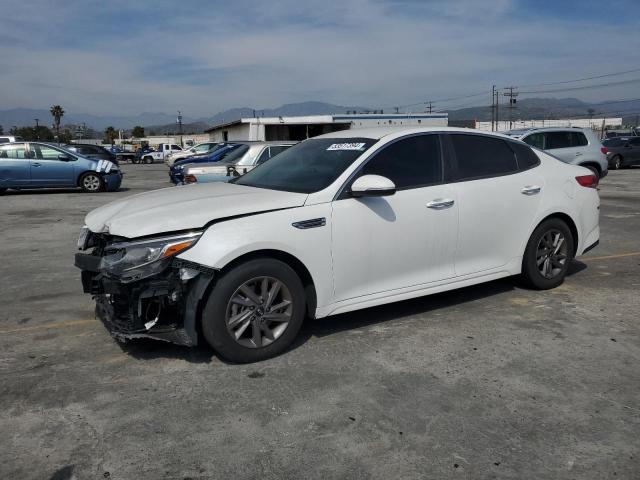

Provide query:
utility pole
left=491, top=86, right=496, bottom=131
left=425, top=101, right=433, bottom=114
left=34, top=118, right=39, bottom=140
left=503, top=86, right=518, bottom=130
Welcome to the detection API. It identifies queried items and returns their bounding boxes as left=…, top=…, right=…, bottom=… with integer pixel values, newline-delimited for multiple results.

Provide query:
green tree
left=104, top=126, right=118, bottom=145
left=15, top=126, right=54, bottom=141
left=131, top=126, right=145, bottom=138
left=0, top=125, right=4, bottom=135
left=50, top=105, right=65, bottom=140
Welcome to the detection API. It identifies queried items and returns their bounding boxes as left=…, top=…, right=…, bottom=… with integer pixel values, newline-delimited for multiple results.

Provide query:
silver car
left=181, top=141, right=295, bottom=184
left=505, top=127, right=608, bottom=178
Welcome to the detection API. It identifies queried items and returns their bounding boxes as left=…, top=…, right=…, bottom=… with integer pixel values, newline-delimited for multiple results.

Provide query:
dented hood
left=85, top=182, right=308, bottom=238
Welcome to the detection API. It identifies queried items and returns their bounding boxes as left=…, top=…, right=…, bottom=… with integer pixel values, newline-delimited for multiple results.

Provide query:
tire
left=521, top=218, right=574, bottom=290
left=610, top=155, right=622, bottom=170
left=79, top=172, right=104, bottom=192
left=144, top=156, right=153, bottom=164
left=581, top=165, right=599, bottom=178
left=201, top=258, right=306, bottom=363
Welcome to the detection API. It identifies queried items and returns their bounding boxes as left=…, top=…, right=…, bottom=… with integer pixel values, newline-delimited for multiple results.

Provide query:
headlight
left=101, top=232, right=201, bottom=283
left=187, top=168, right=206, bottom=174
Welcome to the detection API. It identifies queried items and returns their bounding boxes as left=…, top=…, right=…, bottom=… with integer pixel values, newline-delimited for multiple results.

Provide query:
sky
left=1, top=0, right=639, bottom=118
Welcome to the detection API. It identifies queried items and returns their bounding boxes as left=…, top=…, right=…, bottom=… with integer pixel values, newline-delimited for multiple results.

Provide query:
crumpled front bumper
left=75, top=252, right=213, bottom=346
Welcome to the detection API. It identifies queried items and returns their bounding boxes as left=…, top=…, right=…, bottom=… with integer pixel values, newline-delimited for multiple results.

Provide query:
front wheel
left=143, top=156, right=153, bottom=164
left=79, top=172, right=103, bottom=192
left=521, top=218, right=574, bottom=290
left=202, top=258, right=306, bottom=363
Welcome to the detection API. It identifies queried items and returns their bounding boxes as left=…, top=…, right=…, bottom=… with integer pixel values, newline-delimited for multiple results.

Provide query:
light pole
left=176, top=111, right=183, bottom=147
left=35, top=118, right=40, bottom=140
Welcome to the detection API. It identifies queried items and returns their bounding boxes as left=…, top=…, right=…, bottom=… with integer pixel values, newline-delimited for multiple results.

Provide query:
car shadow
left=115, top=260, right=589, bottom=364
left=4, top=187, right=130, bottom=195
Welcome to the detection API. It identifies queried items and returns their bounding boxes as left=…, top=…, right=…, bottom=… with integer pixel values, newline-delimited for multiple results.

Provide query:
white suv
left=505, top=127, right=608, bottom=178
left=75, top=127, right=600, bottom=363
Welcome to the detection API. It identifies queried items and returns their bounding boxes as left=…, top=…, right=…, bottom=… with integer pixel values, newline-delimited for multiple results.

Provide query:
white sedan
left=75, top=127, right=600, bottom=363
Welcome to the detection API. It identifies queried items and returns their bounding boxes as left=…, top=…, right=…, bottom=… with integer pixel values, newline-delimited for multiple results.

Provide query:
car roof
left=507, top=127, right=591, bottom=135
left=313, top=126, right=515, bottom=141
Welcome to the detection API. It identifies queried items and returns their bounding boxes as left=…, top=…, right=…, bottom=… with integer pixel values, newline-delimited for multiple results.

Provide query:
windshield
left=234, top=137, right=377, bottom=193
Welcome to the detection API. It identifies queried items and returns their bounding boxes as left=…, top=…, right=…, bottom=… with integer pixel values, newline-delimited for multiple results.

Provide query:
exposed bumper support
left=76, top=253, right=214, bottom=346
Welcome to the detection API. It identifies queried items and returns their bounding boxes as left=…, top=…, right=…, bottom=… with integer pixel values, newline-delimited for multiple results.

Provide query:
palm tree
left=50, top=105, right=64, bottom=142
left=104, top=126, right=117, bottom=145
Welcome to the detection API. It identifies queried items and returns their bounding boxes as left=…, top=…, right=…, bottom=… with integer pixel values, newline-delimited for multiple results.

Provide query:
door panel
left=0, top=144, right=31, bottom=186
left=453, top=168, right=544, bottom=275
left=331, top=185, right=458, bottom=302
left=29, top=144, right=76, bottom=186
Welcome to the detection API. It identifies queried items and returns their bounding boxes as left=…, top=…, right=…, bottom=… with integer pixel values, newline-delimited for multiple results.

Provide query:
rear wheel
left=582, top=164, right=600, bottom=178
left=610, top=155, right=622, bottom=170
left=521, top=218, right=574, bottom=290
left=143, top=156, right=153, bottom=164
left=79, top=172, right=103, bottom=192
left=202, top=258, right=306, bottom=363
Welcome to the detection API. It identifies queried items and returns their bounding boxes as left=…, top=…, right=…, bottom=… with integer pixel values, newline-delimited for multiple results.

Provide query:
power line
left=520, top=77, right=640, bottom=95
left=518, top=67, right=640, bottom=88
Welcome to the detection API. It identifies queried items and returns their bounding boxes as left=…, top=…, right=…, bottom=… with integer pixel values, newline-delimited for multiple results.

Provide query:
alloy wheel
left=225, top=276, right=293, bottom=348
left=536, top=229, right=568, bottom=279
left=83, top=174, right=101, bottom=192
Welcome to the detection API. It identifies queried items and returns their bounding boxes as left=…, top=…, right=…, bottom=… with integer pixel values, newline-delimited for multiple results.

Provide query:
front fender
left=177, top=204, right=334, bottom=308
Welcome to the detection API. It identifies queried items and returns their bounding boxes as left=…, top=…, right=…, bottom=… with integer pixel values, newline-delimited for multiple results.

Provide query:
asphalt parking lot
left=1, top=163, right=639, bottom=480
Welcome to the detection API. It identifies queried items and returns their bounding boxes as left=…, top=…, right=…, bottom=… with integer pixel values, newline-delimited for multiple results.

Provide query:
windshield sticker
left=326, top=143, right=366, bottom=151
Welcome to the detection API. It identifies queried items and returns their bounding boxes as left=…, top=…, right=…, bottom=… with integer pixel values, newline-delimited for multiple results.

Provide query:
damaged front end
left=74, top=227, right=214, bottom=346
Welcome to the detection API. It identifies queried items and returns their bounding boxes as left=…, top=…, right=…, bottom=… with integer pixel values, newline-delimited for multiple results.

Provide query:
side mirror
left=350, top=174, right=396, bottom=198
left=58, top=153, right=74, bottom=161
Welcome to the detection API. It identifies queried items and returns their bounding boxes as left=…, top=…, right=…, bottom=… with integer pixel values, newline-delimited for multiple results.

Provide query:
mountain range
left=1, top=98, right=638, bottom=135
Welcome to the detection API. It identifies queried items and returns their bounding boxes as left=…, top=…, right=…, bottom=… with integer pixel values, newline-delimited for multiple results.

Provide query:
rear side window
left=629, top=138, right=640, bottom=146
left=509, top=141, right=540, bottom=169
left=361, top=134, right=442, bottom=189
left=571, top=132, right=588, bottom=146
left=0, top=144, right=27, bottom=159
left=522, top=133, right=544, bottom=149
left=449, top=134, right=517, bottom=181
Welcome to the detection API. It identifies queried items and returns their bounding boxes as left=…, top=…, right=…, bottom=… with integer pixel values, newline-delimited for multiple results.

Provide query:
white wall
left=207, top=124, right=251, bottom=142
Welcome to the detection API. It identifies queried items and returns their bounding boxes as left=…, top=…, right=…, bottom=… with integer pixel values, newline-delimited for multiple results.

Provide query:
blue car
left=169, top=143, right=243, bottom=184
left=0, top=142, right=122, bottom=193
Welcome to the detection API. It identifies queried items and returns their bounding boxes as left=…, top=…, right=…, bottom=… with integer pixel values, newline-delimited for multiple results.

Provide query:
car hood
left=85, top=182, right=308, bottom=238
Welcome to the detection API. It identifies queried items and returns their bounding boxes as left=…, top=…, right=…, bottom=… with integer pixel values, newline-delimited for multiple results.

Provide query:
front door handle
left=575, top=152, right=583, bottom=156
left=427, top=198, right=455, bottom=209
left=32, top=162, right=42, bottom=167
left=521, top=185, right=541, bottom=195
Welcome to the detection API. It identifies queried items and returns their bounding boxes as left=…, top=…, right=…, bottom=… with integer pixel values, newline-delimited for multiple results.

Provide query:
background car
left=165, top=142, right=220, bottom=166
left=602, top=136, right=640, bottom=169
left=0, top=135, right=24, bottom=143
left=505, top=127, right=608, bottom=178
left=0, top=142, right=122, bottom=193
left=169, top=143, right=245, bottom=184
left=182, top=142, right=295, bottom=184
left=64, top=143, right=119, bottom=164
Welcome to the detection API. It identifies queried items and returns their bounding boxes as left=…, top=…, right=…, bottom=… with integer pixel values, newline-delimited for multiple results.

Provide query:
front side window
left=629, top=137, right=640, bottom=146
left=235, top=137, right=377, bottom=193
left=32, top=144, right=65, bottom=160
left=222, top=145, right=250, bottom=164
left=449, top=134, right=517, bottom=181
left=0, top=144, right=28, bottom=159
left=171, top=144, right=182, bottom=150
left=360, top=134, right=442, bottom=189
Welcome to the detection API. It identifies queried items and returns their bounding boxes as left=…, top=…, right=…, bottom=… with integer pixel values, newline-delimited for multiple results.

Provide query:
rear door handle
left=575, top=152, right=583, bottom=156
left=32, top=162, right=42, bottom=167
left=427, top=198, right=455, bottom=209
left=521, top=185, right=541, bottom=195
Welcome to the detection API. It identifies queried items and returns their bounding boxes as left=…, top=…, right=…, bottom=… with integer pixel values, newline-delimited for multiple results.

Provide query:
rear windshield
left=235, top=138, right=377, bottom=193
left=602, top=138, right=626, bottom=147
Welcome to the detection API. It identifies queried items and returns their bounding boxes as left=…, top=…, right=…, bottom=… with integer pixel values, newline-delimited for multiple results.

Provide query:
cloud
left=0, top=0, right=639, bottom=117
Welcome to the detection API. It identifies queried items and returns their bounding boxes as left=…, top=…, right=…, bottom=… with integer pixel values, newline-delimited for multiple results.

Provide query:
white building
left=475, top=118, right=623, bottom=132
left=205, top=113, right=449, bottom=142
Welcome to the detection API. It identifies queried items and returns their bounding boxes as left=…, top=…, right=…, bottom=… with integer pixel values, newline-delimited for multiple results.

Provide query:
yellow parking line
left=582, top=252, right=640, bottom=262
left=0, top=319, right=94, bottom=334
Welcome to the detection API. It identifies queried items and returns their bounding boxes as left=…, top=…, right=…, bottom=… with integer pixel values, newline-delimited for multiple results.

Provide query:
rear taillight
left=184, top=174, right=197, bottom=184
left=576, top=174, right=598, bottom=189
left=600, top=146, right=608, bottom=155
